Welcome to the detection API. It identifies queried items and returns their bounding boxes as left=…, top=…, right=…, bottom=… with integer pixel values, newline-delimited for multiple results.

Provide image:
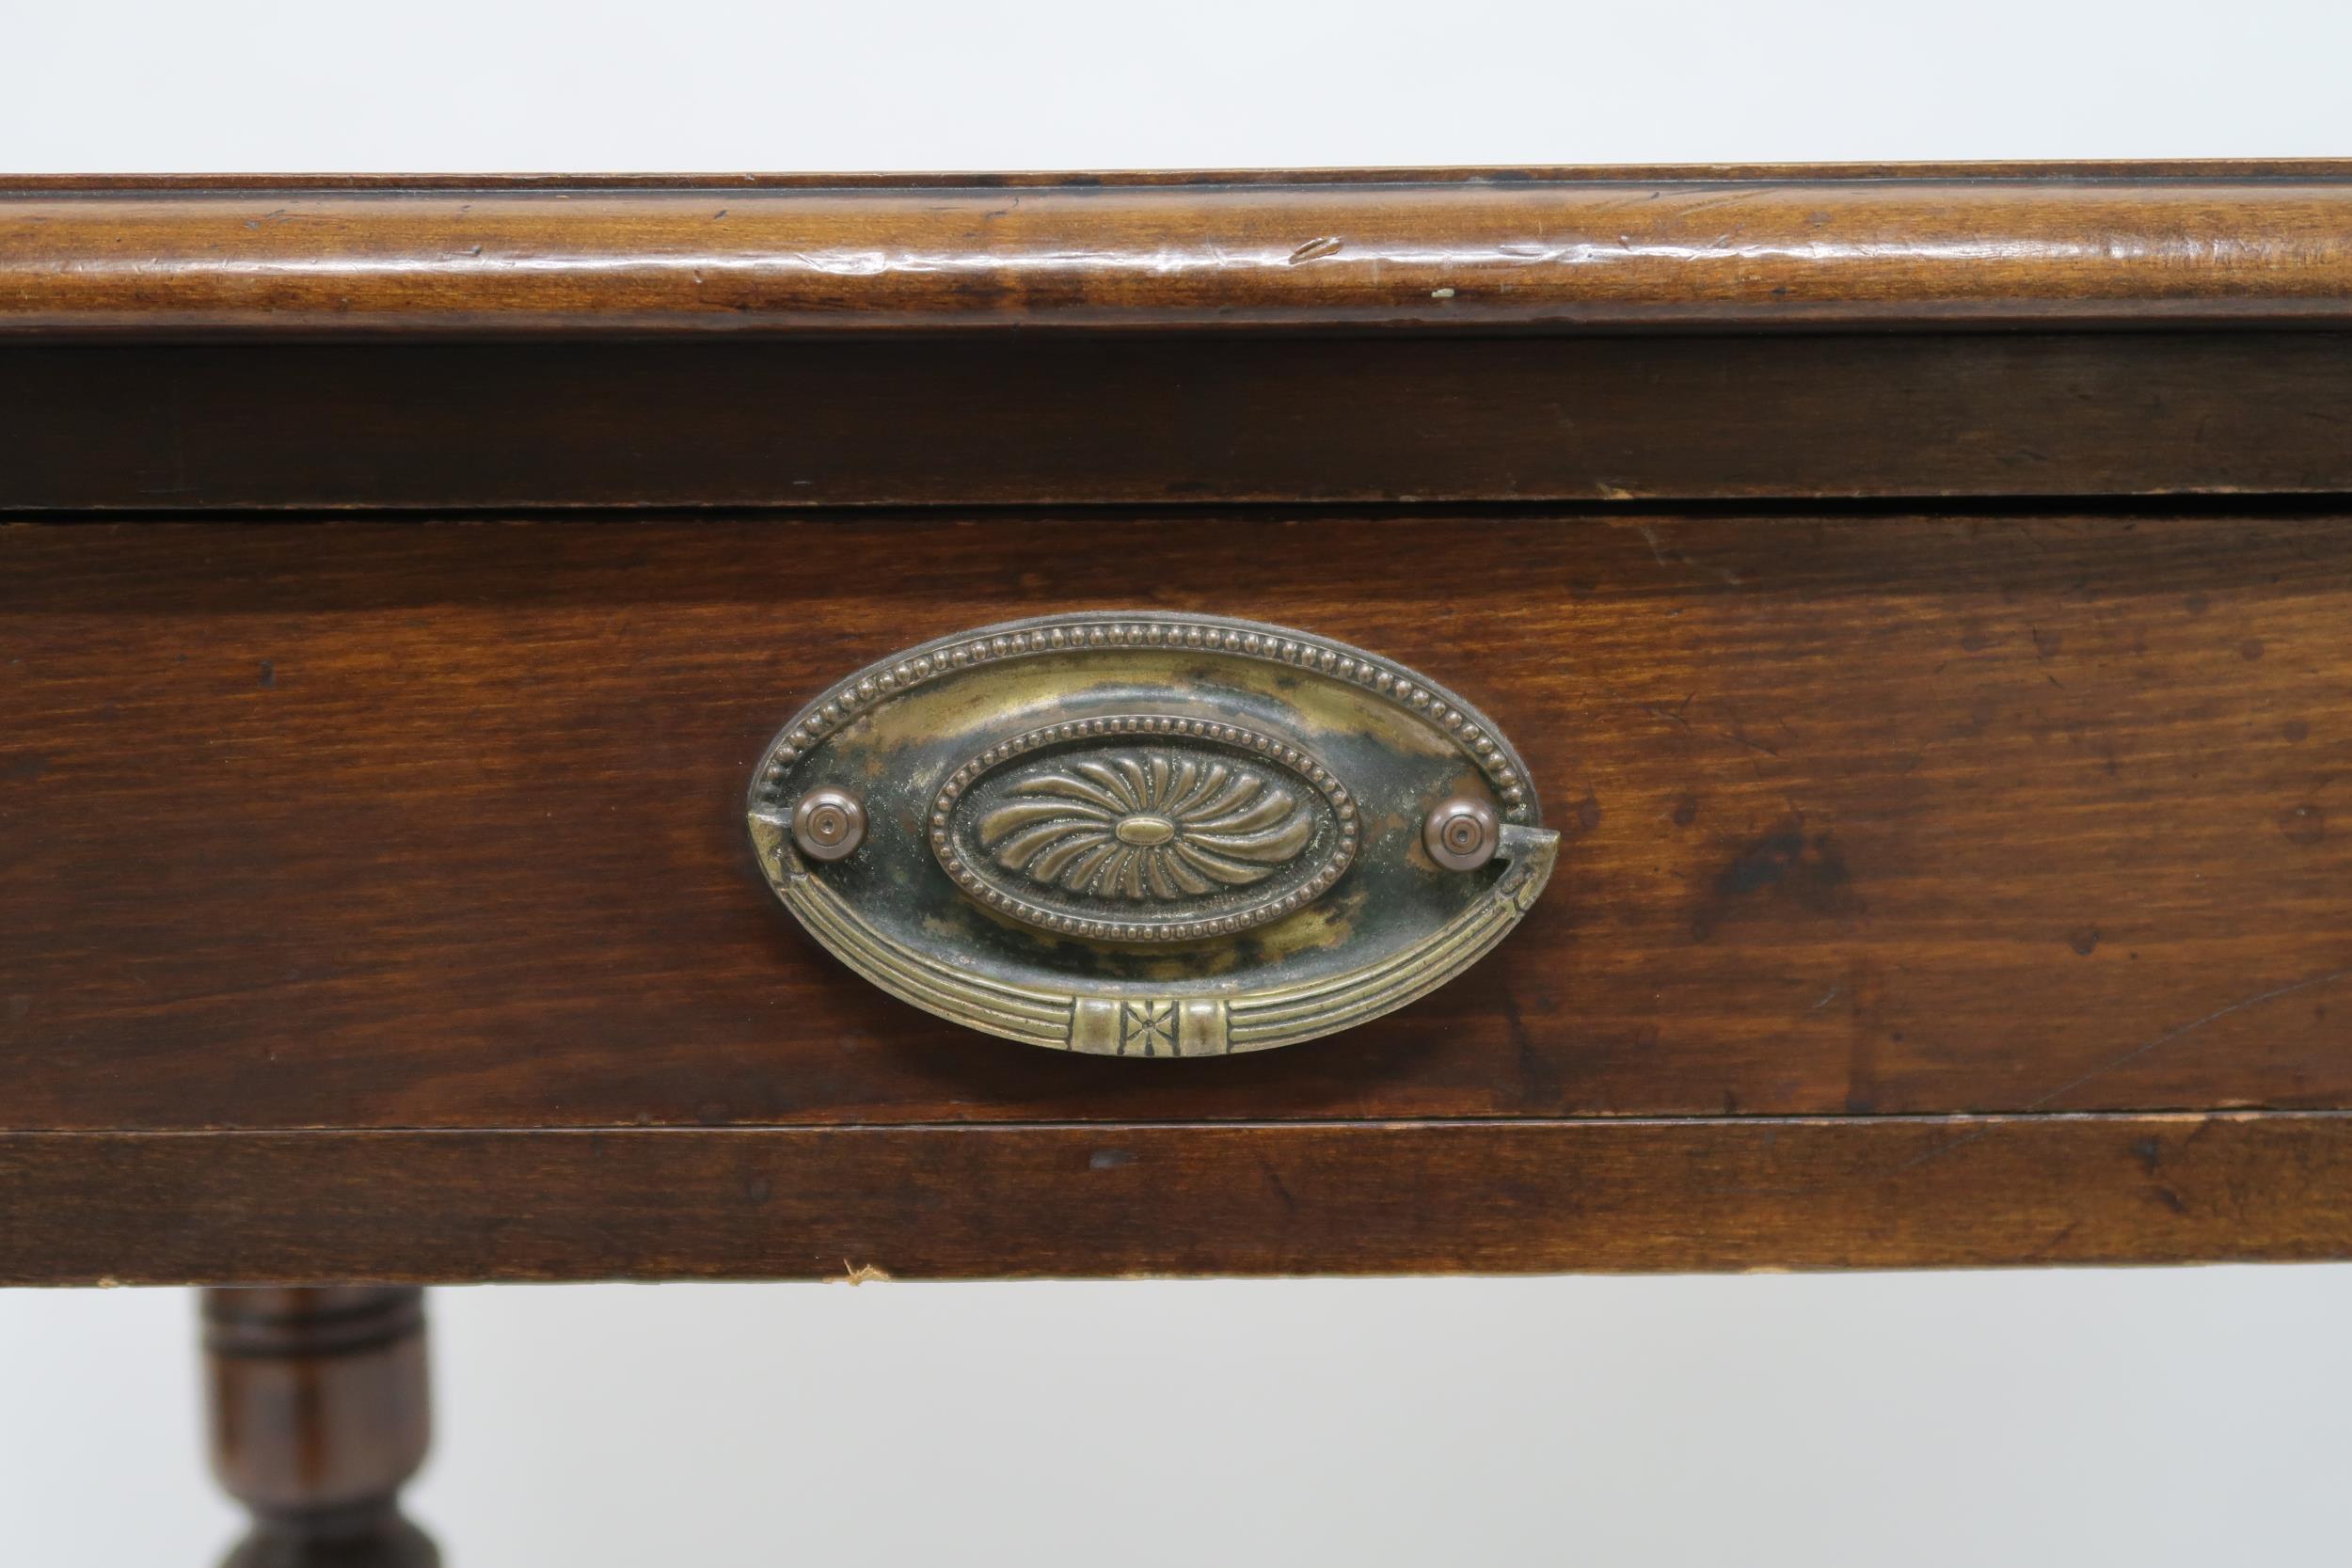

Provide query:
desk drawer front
left=5, top=511, right=2348, bottom=1133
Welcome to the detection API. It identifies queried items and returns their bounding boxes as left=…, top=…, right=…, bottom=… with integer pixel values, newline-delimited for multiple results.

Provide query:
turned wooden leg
left=201, top=1287, right=437, bottom=1567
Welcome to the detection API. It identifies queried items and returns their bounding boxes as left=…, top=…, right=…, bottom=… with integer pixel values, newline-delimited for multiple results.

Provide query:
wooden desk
left=6, top=164, right=2351, bottom=1562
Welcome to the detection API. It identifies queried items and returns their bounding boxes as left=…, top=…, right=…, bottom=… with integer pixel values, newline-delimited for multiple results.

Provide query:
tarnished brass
left=746, top=612, right=1558, bottom=1056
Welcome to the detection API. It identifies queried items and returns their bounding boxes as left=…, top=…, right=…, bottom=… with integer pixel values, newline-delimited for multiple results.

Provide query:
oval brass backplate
left=746, top=612, right=1558, bottom=1056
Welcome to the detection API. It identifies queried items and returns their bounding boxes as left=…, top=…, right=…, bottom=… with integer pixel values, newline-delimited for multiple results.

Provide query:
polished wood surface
left=204, top=1287, right=437, bottom=1565
left=10, top=332, right=2352, bottom=511
left=8, top=1115, right=2349, bottom=1283
left=6, top=511, right=2351, bottom=1135
left=6, top=163, right=2352, bottom=1287
left=8, top=171, right=2352, bottom=335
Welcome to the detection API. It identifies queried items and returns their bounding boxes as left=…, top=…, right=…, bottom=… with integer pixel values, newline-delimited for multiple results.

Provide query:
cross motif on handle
left=1120, top=1000, right=1176, bottom=1056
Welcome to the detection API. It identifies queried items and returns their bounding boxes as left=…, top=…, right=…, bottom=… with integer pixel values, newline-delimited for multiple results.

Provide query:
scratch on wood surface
left=1659, top=188, right=1771, bottom=223
left=1637, top=692, right=1693, bottom=732
left=2026, top=967, right=2352, bottom=1112
left=2026, top=1221, right=2081, bottom=1260
left=1894, top=966, right=2352, bottom=1175
left=1889, top=1124, right=1994, bottom=1174
left=836, top=1259, right=891, bottom=1285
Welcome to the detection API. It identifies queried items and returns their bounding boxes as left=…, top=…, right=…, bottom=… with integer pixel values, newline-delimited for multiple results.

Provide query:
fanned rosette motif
left=977, top=751, right=1312, bottom=901
left=928, top=715, right=1361, bottom=943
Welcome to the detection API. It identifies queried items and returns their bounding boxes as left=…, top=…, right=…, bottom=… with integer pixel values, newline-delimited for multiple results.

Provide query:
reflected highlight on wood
left=7, top=172, right=2352, bottom=335
left=202, top=1288, right=437, bottom=1567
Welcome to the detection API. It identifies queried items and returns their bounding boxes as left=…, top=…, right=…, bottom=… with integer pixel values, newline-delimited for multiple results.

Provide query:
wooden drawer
left=6, top=166, right=2352, bottom=1283
left=9, top=506, right=2352, bottom=1128
left=10, top=506, right=2352, bottom=1278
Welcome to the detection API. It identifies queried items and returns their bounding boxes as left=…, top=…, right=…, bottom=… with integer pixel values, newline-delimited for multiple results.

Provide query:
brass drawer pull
left=747, top=612, right=1557, bottom=1056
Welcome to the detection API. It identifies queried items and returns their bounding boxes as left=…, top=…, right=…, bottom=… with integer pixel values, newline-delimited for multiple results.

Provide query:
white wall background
left=7, top=1271, right=2352, bottom=1565
left=6, top=2, right=2350, bottom=1563
left=5, top=0, right=2350, bottom=170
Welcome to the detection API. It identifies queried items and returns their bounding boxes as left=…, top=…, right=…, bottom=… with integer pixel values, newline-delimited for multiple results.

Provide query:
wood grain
left=8, top=175, right=2352, bottom=334
left=7, top=511, right=2352, bottom=1132
left=4, top=1115, right=2347, bottom=1283
left=8, top=333, right=2352, bottom=511
left=8, top=164, right=2352, bottom=1287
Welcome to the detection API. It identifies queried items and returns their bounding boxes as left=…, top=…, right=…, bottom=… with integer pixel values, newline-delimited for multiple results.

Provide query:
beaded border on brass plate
left=754, top=615, right=1531, bottom=823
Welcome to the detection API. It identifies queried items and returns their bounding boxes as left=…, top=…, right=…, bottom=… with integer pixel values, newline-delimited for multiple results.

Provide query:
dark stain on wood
left=2279, top=804, right=2328, bottom=846
left=1691, top=816, right=1862, bottom=942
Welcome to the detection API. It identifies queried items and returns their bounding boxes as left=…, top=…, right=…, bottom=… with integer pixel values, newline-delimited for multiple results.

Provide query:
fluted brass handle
left=747, top=612, right=1557, bottom=1056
